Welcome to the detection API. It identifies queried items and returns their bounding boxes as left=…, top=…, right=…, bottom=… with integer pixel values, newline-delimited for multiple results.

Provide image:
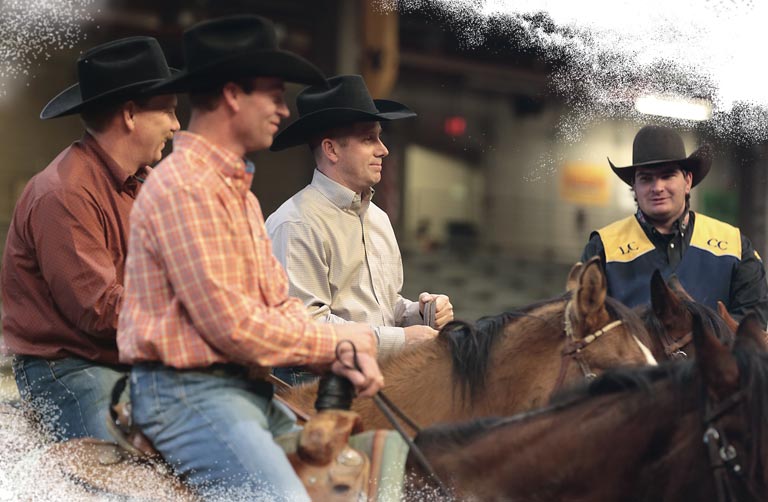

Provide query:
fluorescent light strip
left=634, top=94, right=712, bottom=121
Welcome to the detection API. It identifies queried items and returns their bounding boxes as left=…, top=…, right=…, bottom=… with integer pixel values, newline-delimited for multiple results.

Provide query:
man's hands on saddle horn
left=419, top=292, right=454, bottom=329
left=331, top=323, right=384, bottom=398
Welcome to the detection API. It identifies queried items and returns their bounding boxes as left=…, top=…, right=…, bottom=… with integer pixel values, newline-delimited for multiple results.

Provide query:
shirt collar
left=311, top=169, right=374, bottom=214
left=636, top=207, right=690, bottom=236
left=173, top=131, right=253, bottom=196
left=82, top=132, right=148, bottom=196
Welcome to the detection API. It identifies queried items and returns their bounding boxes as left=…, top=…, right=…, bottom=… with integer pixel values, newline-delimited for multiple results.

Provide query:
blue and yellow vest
left=597, top=213, right=741, bottom=309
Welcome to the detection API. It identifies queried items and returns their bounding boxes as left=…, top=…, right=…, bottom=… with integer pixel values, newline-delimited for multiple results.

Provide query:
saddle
left=284, top=410, right=370, bottom=501
left=47, top=374, right=400, bottom=501
left=105, top=406, right=373, bottom=500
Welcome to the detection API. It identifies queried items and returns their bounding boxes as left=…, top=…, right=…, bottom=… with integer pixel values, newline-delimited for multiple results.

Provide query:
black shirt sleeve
left=728, top=233, right=768, bottom=326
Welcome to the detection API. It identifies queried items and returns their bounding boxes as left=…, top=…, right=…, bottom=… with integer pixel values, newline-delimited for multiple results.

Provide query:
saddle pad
left=349, top=430, right=409, bottom=502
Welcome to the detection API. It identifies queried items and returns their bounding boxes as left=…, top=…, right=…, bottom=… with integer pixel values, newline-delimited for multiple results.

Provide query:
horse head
left=692, top=311, right=768, bottom=501
left=639, top=270, right=734, bottom=361
left=556, top=257, right=657, bottom=391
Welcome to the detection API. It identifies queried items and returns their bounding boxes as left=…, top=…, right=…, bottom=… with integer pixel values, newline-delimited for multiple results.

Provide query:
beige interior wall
left=402, top=145, right=483, bottom=248
left=484, top=115, right=707, bottom=263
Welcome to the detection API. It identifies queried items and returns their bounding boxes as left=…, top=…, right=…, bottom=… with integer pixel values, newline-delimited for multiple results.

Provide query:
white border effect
left=385, top=0, right=768, bottom=141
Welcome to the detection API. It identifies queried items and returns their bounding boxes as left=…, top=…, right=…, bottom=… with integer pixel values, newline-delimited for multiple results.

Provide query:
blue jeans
left=12, top=355, right=129, bottom=442
left=131, top=363, right=308, bottom=501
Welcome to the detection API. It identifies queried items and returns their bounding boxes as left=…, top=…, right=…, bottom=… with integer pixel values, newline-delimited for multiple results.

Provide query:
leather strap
left=423, top=299, right=437, bottom=329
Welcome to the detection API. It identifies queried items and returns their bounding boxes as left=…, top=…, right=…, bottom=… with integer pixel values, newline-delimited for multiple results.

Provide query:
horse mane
left=419, top=331, right=768, bottom=486
left=550, top=360, right=681, bottom=404
left=604, top=295, right=649, bottom=346
left=437, top=292, right=570, bottom=404
left=639, top=298, right=735, bottom=346
left=411, top=416, right=508, bottom=456
left=437, top=291, right=648, bottom=404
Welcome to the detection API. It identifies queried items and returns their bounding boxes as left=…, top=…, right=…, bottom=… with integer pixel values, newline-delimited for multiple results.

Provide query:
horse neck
left=478, top=321, right=566, bottom=413
left=359, top=312, right=570, bottom=428
left=351, top=339, right=458, bottom=430
left=416, top=382, right=711, bottom=501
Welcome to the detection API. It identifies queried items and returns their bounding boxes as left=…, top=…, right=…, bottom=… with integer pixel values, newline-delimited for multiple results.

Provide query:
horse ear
left=576, top=257, right=607, bottom=316
left=717, top=301, right=739, bottom=333
left=735, top=313, right=768, bottom=352
left=650, top=270, right=684, bottom=323
left=565, top=262, right=584, bottom=292
left=692, top=312, right=739, bottom=400
left=666, top=274, right=693, bottom=301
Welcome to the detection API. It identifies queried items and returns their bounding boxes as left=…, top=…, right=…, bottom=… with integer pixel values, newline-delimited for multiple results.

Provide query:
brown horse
left=282, top=257, right=656, bottom=430
left=636, top=270, right=736, bottom=361
left=409, top=312, right=768, bottom=501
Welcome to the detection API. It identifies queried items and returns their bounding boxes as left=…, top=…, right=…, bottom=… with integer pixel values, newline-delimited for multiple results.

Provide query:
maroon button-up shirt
left=2, top=133, right=148, bottom=364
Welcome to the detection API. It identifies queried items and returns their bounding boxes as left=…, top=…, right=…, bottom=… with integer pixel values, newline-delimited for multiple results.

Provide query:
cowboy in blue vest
left=581, top=125, right=768, bottom=325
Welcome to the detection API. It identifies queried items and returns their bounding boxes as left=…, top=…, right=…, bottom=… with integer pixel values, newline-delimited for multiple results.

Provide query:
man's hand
left=403, top=325, right=438, bottom=345
left=419, top=292, right=455, bottom=329
left=331, top=347, right=384, bottom=398
left=333, top=323, right=377, bottom=357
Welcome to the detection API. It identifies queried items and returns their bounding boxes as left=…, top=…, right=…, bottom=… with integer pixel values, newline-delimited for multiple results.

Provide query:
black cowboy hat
left=155, top=15, right=325, bottom=94
left=270, top=74, right=416, bottom=151
left=40, top=36, right=178, bottom=120
left=609, top=125, right=712, bottom=187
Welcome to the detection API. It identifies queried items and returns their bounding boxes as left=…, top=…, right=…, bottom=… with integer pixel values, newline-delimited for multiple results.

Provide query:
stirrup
left=106, top=375, right=160, bottom=460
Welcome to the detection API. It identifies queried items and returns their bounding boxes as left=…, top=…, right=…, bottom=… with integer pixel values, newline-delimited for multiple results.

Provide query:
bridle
left=551, top=300, right=625, bottom=395
left=662, top=330, right=693, bottom=360
left=702, top=387, right=763, bottom=502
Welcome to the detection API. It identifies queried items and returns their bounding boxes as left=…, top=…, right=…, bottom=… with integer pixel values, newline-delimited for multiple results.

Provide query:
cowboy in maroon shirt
left=1, top=36, right=181, bottom=441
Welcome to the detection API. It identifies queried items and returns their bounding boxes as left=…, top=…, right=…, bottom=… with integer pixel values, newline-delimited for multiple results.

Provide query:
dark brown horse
left=409, top=312, right=768, bottom=502
left=636, top=270, right=736, bottom=361
left=283, top=257, right=656, bottom=430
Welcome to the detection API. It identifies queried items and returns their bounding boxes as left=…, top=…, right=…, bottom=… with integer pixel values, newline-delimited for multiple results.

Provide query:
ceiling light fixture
left=634, top=94, right=712, bottom=121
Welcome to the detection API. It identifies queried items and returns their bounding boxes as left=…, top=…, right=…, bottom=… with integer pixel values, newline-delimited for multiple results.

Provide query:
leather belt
left=205, top=363, right=274, bottom=399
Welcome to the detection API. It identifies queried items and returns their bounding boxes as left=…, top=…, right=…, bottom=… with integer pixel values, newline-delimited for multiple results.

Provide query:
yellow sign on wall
left=559, top=162, right=611, bottom=206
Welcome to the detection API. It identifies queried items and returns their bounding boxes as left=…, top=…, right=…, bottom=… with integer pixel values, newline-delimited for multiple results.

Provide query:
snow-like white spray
left=379, top=0, right=768, bottom=143
left=0, top=0, right=763, bottom=498
left=0, top=0, right=97, bottom=97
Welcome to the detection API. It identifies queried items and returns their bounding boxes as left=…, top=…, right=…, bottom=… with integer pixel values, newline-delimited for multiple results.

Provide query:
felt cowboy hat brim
left=40, top=70, right=179, bottom=120
left=609, top=143, right=713, bottom=187
left=153, top=50, right=325, bottom=94
left=271, top=99, right=416, bottom=151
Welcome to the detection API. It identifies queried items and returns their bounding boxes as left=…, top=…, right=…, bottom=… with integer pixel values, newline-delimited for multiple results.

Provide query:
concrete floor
left=401, top=250, right=573, bottom=322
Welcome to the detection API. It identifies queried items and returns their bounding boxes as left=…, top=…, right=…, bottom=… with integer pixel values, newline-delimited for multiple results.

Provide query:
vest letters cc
left=707, top=238, right=728, bottom=250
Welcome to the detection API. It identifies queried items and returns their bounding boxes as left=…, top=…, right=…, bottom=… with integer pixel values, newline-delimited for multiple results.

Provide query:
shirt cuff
left=374, top=326, right=406, bottom=359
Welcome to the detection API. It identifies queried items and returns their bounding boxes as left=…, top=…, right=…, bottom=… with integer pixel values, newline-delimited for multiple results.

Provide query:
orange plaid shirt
left=117, top=131, right=338, bottom=369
